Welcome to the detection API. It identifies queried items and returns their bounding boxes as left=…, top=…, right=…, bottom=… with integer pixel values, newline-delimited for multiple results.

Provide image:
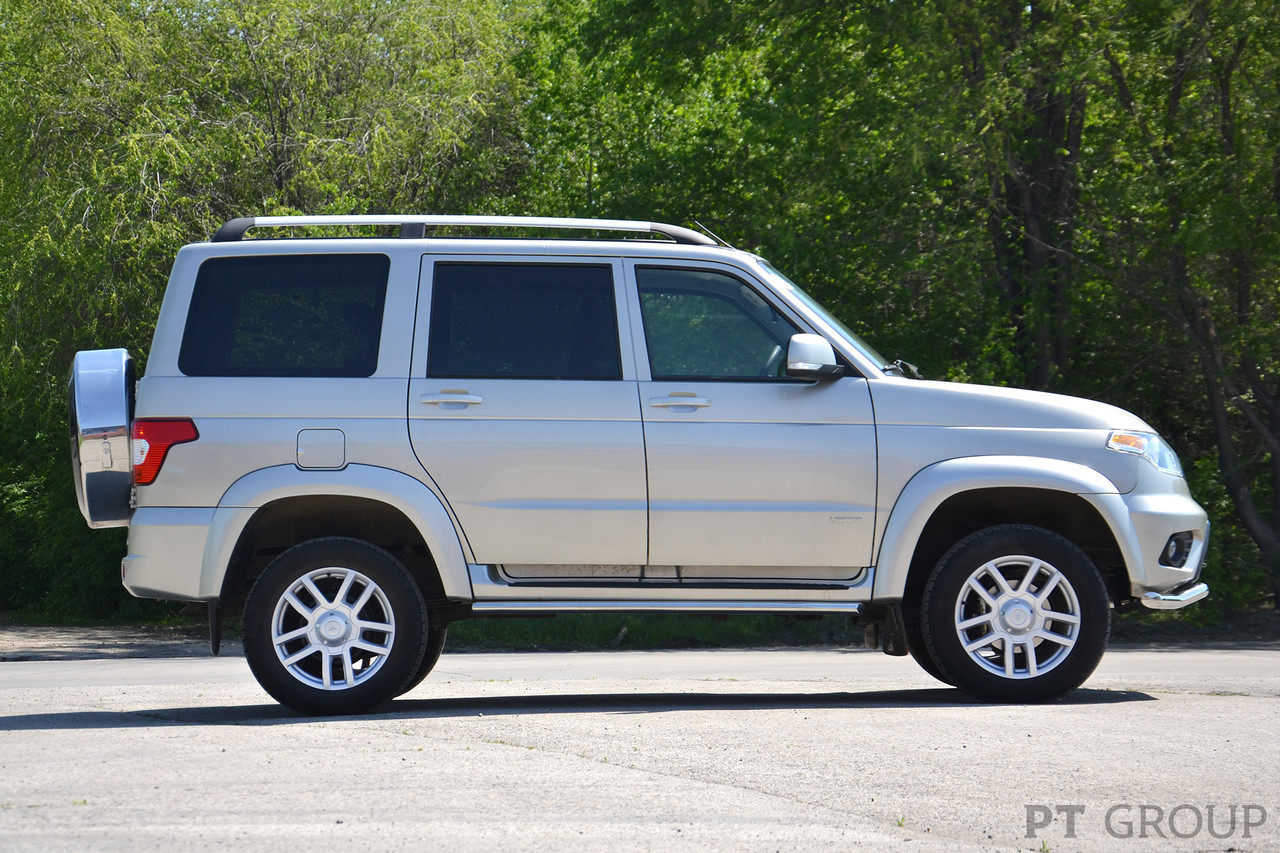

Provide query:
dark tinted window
left=179, top=254, right=389, bottom=377
left=428, top=263, right=620, bottom=379
left=637, top=267, right=799, bottom=380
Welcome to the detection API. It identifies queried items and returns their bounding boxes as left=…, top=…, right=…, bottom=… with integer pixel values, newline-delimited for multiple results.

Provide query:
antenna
left=693, top=221, right=734, bottom=248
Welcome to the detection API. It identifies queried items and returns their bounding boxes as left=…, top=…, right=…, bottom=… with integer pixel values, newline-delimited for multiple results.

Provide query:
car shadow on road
left=0, top=686, right=1154, bottom=731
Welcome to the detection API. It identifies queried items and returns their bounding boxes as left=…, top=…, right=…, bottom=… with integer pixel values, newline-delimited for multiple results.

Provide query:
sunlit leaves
left=0, top=0, right=531, bottom=616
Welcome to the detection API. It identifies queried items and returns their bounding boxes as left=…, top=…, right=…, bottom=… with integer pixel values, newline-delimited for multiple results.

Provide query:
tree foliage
left=0, top=0, right=530, bottom=617
left=2, top=0, right=1277, bottom=619
left=518, top=0, right=1280, bottom=608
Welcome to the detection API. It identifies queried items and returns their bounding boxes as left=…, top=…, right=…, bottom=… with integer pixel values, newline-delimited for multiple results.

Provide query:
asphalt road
left=1, top=637, right=1277, bottom=852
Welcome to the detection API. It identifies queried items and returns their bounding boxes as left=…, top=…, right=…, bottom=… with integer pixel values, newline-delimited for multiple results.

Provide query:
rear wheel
left=243, top=537, right=427, bottom=715
left=921, top=525, right=1109, bottom=702
left=398, top=625, right=448, bottom=696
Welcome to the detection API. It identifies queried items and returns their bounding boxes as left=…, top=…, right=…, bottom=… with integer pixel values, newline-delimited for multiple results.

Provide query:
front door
left=629, top=262, right=877, bottom=579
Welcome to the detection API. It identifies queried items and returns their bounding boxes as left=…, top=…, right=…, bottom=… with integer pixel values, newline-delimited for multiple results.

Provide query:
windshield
left=754, top=260, right=891, bottom=369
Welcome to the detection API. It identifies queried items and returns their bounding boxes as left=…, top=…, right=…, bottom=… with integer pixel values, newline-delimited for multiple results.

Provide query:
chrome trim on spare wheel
left=271, top=567, right=396, bottom=691
left=952, top=554, right=1082, bottom=680
left=69, top=348, right=134, bottom=528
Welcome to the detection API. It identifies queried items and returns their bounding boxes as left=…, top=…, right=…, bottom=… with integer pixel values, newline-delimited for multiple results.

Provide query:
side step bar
left=470, top=600, right=865, bottom=616
left=467, top=563, right=869, bottom=616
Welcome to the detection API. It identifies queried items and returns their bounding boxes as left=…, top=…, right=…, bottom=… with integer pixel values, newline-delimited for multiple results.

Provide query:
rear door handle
left=421, top=393, right=483, bottom=407
left=649, top=395, right=711, bottom=409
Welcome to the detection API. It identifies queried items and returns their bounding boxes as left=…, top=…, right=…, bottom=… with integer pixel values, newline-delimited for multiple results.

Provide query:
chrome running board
left=467, top=563, right=868, bottom=615
left=470, top=599, right=865, bottom=616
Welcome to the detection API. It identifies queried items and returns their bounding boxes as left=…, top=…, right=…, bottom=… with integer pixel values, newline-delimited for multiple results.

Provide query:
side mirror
left=786, top=334, right=845, bottom=380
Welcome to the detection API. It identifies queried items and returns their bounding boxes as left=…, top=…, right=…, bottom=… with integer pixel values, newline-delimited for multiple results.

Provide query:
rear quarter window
left=178, top=254, right=389, bottom=377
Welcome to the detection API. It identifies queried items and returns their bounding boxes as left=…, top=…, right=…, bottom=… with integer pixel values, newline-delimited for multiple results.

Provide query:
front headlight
left=1106, top=430, right=1184, bottom=477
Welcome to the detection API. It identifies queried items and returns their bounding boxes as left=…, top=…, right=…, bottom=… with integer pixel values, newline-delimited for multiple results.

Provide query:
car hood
left=869, top=378, right=1152, bottom=432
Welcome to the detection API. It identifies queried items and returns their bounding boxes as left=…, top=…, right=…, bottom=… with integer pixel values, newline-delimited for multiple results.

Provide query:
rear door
left=408, top=257, right=647, bottom=569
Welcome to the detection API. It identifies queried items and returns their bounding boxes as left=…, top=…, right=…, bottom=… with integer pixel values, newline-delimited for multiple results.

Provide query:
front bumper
left=1095, top=464, right=1211, bottom=607
left=1139, top=580, right=1210, bottom=610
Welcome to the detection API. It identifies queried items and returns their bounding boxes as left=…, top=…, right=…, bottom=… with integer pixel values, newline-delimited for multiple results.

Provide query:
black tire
left=243, top=537, right=428, bottom=715
left=901, top=604, right=953, bottom=686
left=921, top=525, right=1109, bottom=703
left=398, top=625, right=448, bottom=696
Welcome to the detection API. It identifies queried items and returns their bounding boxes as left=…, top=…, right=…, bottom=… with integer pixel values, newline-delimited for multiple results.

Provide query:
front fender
left=871, top=456, right=1121, bottom=601
left=203, top=464, right=471, bottom=601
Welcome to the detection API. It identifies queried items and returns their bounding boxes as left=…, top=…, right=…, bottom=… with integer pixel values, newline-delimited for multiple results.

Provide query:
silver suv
left=69, top=215, right=1209, bottom=714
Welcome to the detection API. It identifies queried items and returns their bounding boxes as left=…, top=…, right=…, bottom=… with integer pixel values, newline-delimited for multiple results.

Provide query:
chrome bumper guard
left=1139, top=582, right=1210, bottom=610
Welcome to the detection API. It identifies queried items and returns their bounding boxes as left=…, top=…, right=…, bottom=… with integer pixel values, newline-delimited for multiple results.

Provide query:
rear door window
left=427, top=263, right=620, bottom=380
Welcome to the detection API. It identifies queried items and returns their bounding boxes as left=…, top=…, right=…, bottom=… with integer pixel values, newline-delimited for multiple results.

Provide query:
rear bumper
left=121, top=507, right=215, bottom=601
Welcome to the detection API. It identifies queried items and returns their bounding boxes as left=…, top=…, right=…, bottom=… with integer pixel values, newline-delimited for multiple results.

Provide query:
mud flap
left=208, top=601, right=223, bottom=656
left=862, top=603, right=910, bottom=656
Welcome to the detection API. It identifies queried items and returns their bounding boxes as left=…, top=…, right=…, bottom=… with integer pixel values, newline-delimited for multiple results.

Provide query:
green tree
left=0, top=0, right=531, bottom=617
left=1091, top=0, right=1280, bottom=600
left=518, top=0, right=1279, bottom=607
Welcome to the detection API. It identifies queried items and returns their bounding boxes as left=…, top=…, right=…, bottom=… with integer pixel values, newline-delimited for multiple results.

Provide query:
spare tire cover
left=69, top=348, right=134, bottom=528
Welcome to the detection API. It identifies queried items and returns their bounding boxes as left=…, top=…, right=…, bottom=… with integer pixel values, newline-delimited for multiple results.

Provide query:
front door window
left=637, top=267, right=797, bottom=380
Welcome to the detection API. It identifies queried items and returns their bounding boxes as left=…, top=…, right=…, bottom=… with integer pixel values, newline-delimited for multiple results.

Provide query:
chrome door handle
left=649, top=395, right=711, bottom=409
left=421, top=393, right=483, bottom=406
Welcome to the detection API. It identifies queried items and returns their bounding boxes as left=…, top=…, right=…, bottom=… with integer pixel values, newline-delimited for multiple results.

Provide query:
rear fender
left=205, top=464, right=471, bottom=601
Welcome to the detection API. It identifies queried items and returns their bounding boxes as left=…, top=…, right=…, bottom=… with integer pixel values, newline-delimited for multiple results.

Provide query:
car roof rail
left=211, top=215, right=718, bottom=246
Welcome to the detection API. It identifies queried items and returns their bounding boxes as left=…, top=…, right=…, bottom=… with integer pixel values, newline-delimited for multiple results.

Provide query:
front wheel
left=901, top=603, right=952, bottom=686
left=243, top=537, right=428, bottom=715
left=921, top=525, right=1109, bottom=703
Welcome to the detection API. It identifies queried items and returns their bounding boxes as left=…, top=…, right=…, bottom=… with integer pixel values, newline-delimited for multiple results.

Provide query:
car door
left=408, top=257, right=647, bottom=570
left=628, top=260, right=878, bottom=579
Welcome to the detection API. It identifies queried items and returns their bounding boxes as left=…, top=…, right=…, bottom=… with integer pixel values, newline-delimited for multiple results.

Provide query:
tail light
left=131, top=419, right=198, bottom=486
